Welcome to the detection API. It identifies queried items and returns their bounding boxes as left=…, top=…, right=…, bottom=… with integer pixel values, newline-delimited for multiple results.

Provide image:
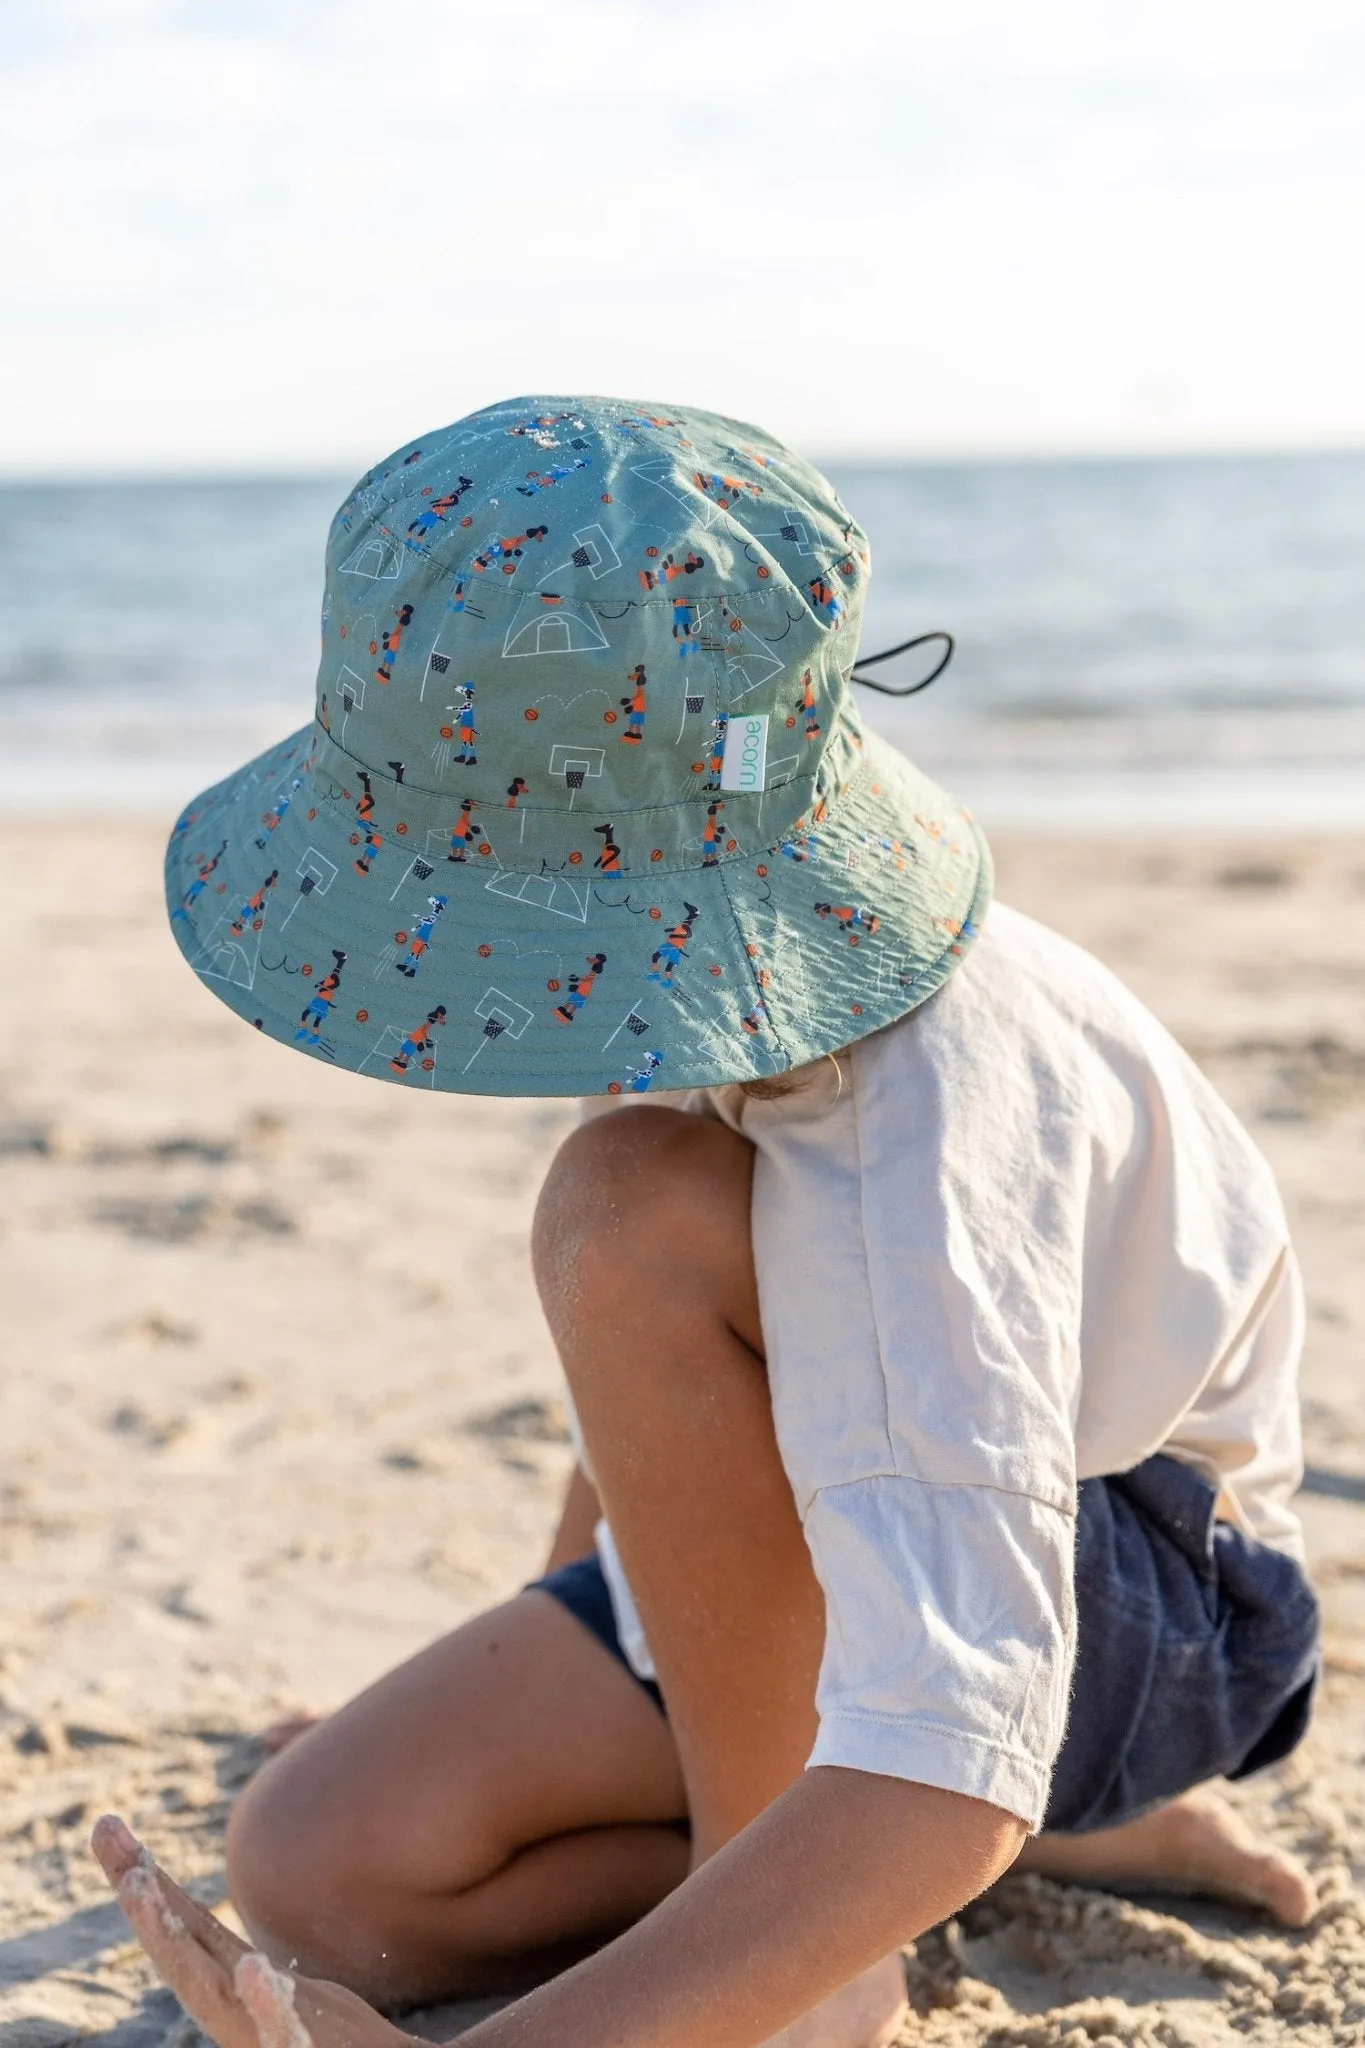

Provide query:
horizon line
left=3, top=436, right=1365, bottom=490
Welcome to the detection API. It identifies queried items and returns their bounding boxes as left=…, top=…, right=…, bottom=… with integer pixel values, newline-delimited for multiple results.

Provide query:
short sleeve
left=742, top=1006, right=1088, bottom=1830
left=803, top=1477, right=1074, bottom=1826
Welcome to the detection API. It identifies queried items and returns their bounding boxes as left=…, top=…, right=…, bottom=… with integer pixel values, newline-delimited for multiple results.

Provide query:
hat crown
left=313, top=397, right=869, bottom=873
left=166, top=393, right=990, bottom=1101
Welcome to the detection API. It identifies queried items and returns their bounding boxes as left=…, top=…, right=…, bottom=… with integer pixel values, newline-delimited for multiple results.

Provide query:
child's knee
left=226, top=1745, right=494, bottom=1986
left=533, top=1107, right=753, bottom=1302
left=225, top=1756, right=339, bottom=1958
left=226, top=1742, right=399, bottom=1968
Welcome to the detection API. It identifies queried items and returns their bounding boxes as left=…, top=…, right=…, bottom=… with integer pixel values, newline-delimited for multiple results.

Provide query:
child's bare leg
left=533, top=1107, right=907, bottom=2046
left=223, top=1590, right=689, bottom=2006
left=1015, top=1785, right=1317, bottom=1924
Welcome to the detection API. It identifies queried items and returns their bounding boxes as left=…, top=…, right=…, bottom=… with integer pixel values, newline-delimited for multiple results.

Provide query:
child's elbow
left=936, top=1789, right=1030, bottom=1908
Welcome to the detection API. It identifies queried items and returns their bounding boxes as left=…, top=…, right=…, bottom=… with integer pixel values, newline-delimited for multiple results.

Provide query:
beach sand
left=2, top=820, right=1363, bottom=2048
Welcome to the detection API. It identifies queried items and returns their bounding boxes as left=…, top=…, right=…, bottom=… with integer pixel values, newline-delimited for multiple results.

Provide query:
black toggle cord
left=850, top=630, right=954, bottom=697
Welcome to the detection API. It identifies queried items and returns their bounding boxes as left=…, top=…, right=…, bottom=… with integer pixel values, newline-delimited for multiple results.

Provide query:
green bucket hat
left=165, top=396, right=991, bottom=1097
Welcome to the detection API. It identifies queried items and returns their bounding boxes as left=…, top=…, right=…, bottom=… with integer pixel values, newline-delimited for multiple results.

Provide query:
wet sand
left=2, top=821, right=1363, bottom=2047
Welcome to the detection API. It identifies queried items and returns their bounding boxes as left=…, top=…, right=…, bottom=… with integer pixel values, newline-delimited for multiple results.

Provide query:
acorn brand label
left=720, top=712, right=769, bottom=792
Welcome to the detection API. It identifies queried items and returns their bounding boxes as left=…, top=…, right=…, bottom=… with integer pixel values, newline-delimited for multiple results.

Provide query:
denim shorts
left=530, top=1452, right=1320, bottom=1833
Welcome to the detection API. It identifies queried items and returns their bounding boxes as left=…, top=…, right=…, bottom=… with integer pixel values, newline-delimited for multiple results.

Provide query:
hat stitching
left=244, top=839, right=987, bottom=1092
left=891, top=824, right=993, bottom=1008
left=167, top=735, right=988, bottom=1097
left=309, top=718, right=830, bottom=825
left=300, top=729, right=864, bottom=882
left=712, top=852, right=796, bottom=1074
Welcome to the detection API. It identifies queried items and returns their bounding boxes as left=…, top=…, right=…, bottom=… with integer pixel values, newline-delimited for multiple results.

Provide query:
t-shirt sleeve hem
left=807, top=1709, right=1050, bottom=1832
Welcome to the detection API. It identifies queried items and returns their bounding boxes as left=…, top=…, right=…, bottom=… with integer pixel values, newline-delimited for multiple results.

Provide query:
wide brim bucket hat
left=165, top=396, right=992, bottom=1097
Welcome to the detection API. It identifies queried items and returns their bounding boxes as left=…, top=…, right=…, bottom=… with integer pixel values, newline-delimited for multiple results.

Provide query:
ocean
left=4, top=451, right=1364, bottom=827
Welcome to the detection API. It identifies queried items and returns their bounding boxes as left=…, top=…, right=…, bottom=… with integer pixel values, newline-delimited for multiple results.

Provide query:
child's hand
left=92, top=1817, right=418, bottom=2048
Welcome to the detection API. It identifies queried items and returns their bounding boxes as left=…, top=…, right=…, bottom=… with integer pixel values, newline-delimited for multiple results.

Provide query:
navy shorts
left=530, top=1453, right=1320, bottom=1833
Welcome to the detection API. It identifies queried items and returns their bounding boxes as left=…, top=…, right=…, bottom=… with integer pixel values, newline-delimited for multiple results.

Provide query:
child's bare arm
left=93, top=1777, right=1017, bottom=2048
left=462, top=1767, right=1023, bottom=2048
left=543, top=1463, right=601, bottom=1572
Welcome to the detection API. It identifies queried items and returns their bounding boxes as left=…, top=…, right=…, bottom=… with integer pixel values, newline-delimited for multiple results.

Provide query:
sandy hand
left=91, top=1816, right=419, bottom=2048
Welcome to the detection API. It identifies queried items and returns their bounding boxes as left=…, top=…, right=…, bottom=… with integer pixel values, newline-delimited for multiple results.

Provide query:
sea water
left=3, top=452, right=1363, bottom=826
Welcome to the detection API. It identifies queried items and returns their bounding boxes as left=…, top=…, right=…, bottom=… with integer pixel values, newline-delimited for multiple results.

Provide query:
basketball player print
left=938, top=913, right=980, bottom=957
left=455, top=685, right=477, bottom=765
left=353, top=772, right=383, bottom=877
left=619, top=666, right=647, bottom=744
left=807, top=574, right=844, bottom=626
left=706, top=715, right=728, bottom=789
left=472, top=527, right=548, bottom=575
left=376, top=603, right=414, bottom=683
left=637, top=550, right=703, bottom=593
left=672, top=598, right=700, bottom=657
left=515, top=456, right=590, bottom=498
left=297, top=950, right=346, bottom=1045
left=649, top=902, right=699, bottom=989
left=406, top=480, right=473, bottom=543
left=814, top=902, right=881, bottom=941
left=692, top=469, right=760, bottom=511
left=447, top=799, right=484, bottom=863
left=795, top=669, right=820, bottom=740
left=621, top=1049, right=664, bottom=1093
left=255, top=777, right=302, bottom=848
left=171, top=841, right=227, bottom=921
left=593, top=821, right=623, bottom=874
left=553, top=953, right=607, bottom=1024
left=397, top=895, right=447, bottom=979
left=701, top=800, right=724, bottom=867
left=389, top=1005, right=447, bottom=1075
left=779, top=807, right=821, bottom=862
left=612, top=412, right=682, bottom=435
left=229, top=869, right=279, bottom=935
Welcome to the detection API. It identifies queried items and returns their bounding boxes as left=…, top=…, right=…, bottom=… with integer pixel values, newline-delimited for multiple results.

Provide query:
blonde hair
left=739, top=1049, right=848, bottom=1103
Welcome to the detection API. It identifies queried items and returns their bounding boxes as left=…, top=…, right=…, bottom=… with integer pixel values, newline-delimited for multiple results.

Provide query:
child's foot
left=1014, top=1785, right=1317, bottom=1925
left=90, top=1816, right=414, bottom=2048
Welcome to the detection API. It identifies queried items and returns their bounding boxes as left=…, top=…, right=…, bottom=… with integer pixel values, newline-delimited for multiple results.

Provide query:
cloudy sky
left=3, top=0, right=1363, bottom=473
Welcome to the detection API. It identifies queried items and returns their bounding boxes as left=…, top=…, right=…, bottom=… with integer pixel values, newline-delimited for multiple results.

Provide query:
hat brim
left=164, top=721, right=991, bottom=1097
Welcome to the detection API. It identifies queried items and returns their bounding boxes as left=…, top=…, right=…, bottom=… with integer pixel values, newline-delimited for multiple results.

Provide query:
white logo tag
left=720, top=712, right=769, bottom=792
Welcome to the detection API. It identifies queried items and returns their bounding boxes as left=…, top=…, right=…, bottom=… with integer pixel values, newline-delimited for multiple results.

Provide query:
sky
left=2, top=0, right=1364, bottom=475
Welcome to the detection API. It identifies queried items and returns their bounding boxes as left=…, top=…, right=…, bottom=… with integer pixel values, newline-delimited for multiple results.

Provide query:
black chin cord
left=850, top=629, right=955, bottom=697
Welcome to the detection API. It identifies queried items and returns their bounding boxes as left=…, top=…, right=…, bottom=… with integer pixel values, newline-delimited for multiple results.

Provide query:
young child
left=94, top=396, right=1321, bottom=2048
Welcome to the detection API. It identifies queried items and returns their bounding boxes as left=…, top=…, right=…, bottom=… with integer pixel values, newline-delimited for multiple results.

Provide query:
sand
left=2, top=821, right=1363, bottom=2048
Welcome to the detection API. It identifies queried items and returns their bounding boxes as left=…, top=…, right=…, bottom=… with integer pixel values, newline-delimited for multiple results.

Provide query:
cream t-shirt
left=579, top=902, right=1305, bottom=1830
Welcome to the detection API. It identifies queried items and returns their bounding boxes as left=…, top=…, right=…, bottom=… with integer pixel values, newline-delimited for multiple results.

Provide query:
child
left=95, top=396, right=1320, bottom=2048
